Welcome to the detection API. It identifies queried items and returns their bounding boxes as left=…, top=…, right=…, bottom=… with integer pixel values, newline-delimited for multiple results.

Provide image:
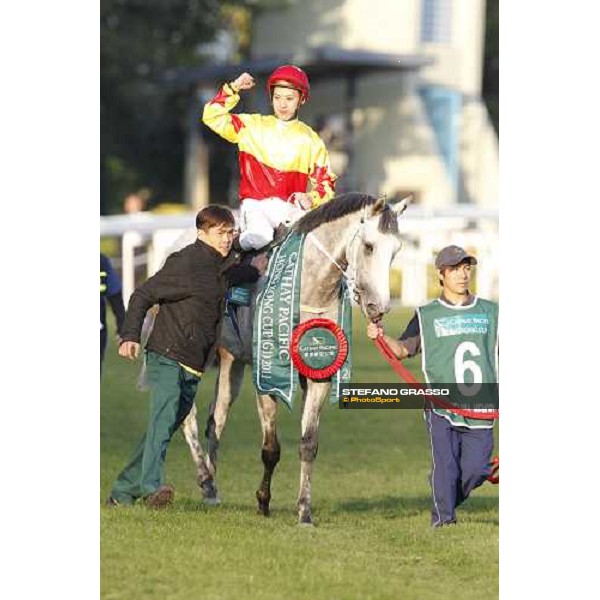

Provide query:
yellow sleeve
left=201, top=83, right=250, bottom=144
left=308, top=137, right=338, bottom=207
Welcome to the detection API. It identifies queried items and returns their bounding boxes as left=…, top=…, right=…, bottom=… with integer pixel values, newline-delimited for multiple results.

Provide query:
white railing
left=101, top=206, right=498, bottom=306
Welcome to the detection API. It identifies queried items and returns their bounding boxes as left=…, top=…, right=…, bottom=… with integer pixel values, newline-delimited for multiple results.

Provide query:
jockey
left=202, top=65, right=338, bottom=251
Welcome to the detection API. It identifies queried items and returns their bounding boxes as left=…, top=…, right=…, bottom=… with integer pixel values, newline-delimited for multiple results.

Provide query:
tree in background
left=101, top=0, right=261, bottom=214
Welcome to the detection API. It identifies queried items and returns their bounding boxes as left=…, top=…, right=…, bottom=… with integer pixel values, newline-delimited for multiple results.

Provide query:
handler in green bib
left=367, top=245, right=498, bottom=527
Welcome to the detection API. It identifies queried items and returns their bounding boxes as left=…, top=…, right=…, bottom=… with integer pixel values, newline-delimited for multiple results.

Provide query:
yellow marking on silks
left=179, top=363, right=203, bottom=378
left=100, top=284, right=107, bottom=292
left=100, top=271, right=107, bottom=276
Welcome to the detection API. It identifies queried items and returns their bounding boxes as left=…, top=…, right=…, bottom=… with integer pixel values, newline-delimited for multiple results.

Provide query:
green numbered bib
left=418, top=297, right=498, bottom=428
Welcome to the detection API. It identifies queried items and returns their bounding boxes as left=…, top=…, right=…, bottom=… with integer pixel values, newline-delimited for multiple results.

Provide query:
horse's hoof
left=298, top=516, right=314, bottom=527
left=203, top=496, right=221, bottom=506
left=256, top=490, right=271, bottom=516
left=199, top=478, right=219, bottom=504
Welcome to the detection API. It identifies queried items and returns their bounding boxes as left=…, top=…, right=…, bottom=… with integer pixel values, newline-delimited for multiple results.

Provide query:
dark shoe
left=105, top=496, right=120, bottom=508
left=432, top=520, right=457, bottom=528
left=143, top=485, right=175, bottom=509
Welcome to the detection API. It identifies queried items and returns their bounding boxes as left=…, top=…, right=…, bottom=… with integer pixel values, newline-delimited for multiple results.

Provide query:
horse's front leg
left=297, top=379, right=330, bottom=525
left=205, top=347, right=246, bottom=479
left=180, top=403, right=218, bottom=503
left=255, top=393, right=280, bottom=516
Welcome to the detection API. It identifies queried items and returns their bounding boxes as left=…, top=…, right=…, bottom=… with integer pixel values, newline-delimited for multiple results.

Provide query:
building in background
left=171, top=0, right=497, bottom=210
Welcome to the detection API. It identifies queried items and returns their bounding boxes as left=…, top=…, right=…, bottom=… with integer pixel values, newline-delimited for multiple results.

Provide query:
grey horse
left=176, top=192, right=411, bottom=525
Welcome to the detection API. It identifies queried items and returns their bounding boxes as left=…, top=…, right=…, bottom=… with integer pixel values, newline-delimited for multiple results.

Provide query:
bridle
left=306, top=206, right=369, bottom=307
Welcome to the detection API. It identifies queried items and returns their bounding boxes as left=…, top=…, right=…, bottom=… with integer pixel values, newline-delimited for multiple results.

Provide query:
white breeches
left=239, top=197, right=304, bottom=251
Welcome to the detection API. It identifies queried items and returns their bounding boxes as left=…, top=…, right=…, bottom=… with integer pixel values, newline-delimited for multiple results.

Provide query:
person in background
left=123, top=189, right=150, bottom=214
left=100, top=253, right=126, bottom=372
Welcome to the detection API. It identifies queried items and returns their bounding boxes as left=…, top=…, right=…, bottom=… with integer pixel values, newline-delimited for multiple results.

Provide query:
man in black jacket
left=106, top=205, right=267, bottom=509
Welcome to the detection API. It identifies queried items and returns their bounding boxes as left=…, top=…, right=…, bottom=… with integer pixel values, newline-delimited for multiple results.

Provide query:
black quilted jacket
left=120, top=239, right=258, bottom=372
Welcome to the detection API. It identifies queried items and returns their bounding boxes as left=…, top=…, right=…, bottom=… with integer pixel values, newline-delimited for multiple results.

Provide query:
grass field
left=101, top=307, right=499, bottom=600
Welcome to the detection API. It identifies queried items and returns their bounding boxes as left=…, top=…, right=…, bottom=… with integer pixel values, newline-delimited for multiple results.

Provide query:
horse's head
left=346, top=196, right=411, bottom=322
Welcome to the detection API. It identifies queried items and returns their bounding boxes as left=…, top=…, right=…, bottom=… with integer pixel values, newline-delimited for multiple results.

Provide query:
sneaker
left=143, top=485, right=175, bottom=509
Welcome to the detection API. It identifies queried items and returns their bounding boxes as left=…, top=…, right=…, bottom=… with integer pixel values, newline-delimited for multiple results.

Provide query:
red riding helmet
left=266, top=65, right=310, bottom=102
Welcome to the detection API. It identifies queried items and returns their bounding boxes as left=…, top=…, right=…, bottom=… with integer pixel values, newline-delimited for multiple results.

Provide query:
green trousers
left=110, top=351, right=200, bottom=504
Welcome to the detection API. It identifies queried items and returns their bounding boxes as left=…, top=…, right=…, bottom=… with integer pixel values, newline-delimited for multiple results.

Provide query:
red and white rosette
left=290, top=318, right=348, bottom=379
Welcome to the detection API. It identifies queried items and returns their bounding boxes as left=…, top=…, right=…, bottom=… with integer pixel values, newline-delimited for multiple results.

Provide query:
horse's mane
left=293, top=192, right=398, bottom=234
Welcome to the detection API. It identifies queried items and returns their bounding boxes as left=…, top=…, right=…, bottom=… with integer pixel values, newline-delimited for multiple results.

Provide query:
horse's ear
left=392, top=194, right=412, bottom=216
left=371, top=196, right=386, bottom=215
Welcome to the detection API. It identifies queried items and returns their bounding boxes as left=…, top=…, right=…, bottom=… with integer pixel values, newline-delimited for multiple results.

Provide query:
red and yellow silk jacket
left=202, top=83, right=337, bottom=207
